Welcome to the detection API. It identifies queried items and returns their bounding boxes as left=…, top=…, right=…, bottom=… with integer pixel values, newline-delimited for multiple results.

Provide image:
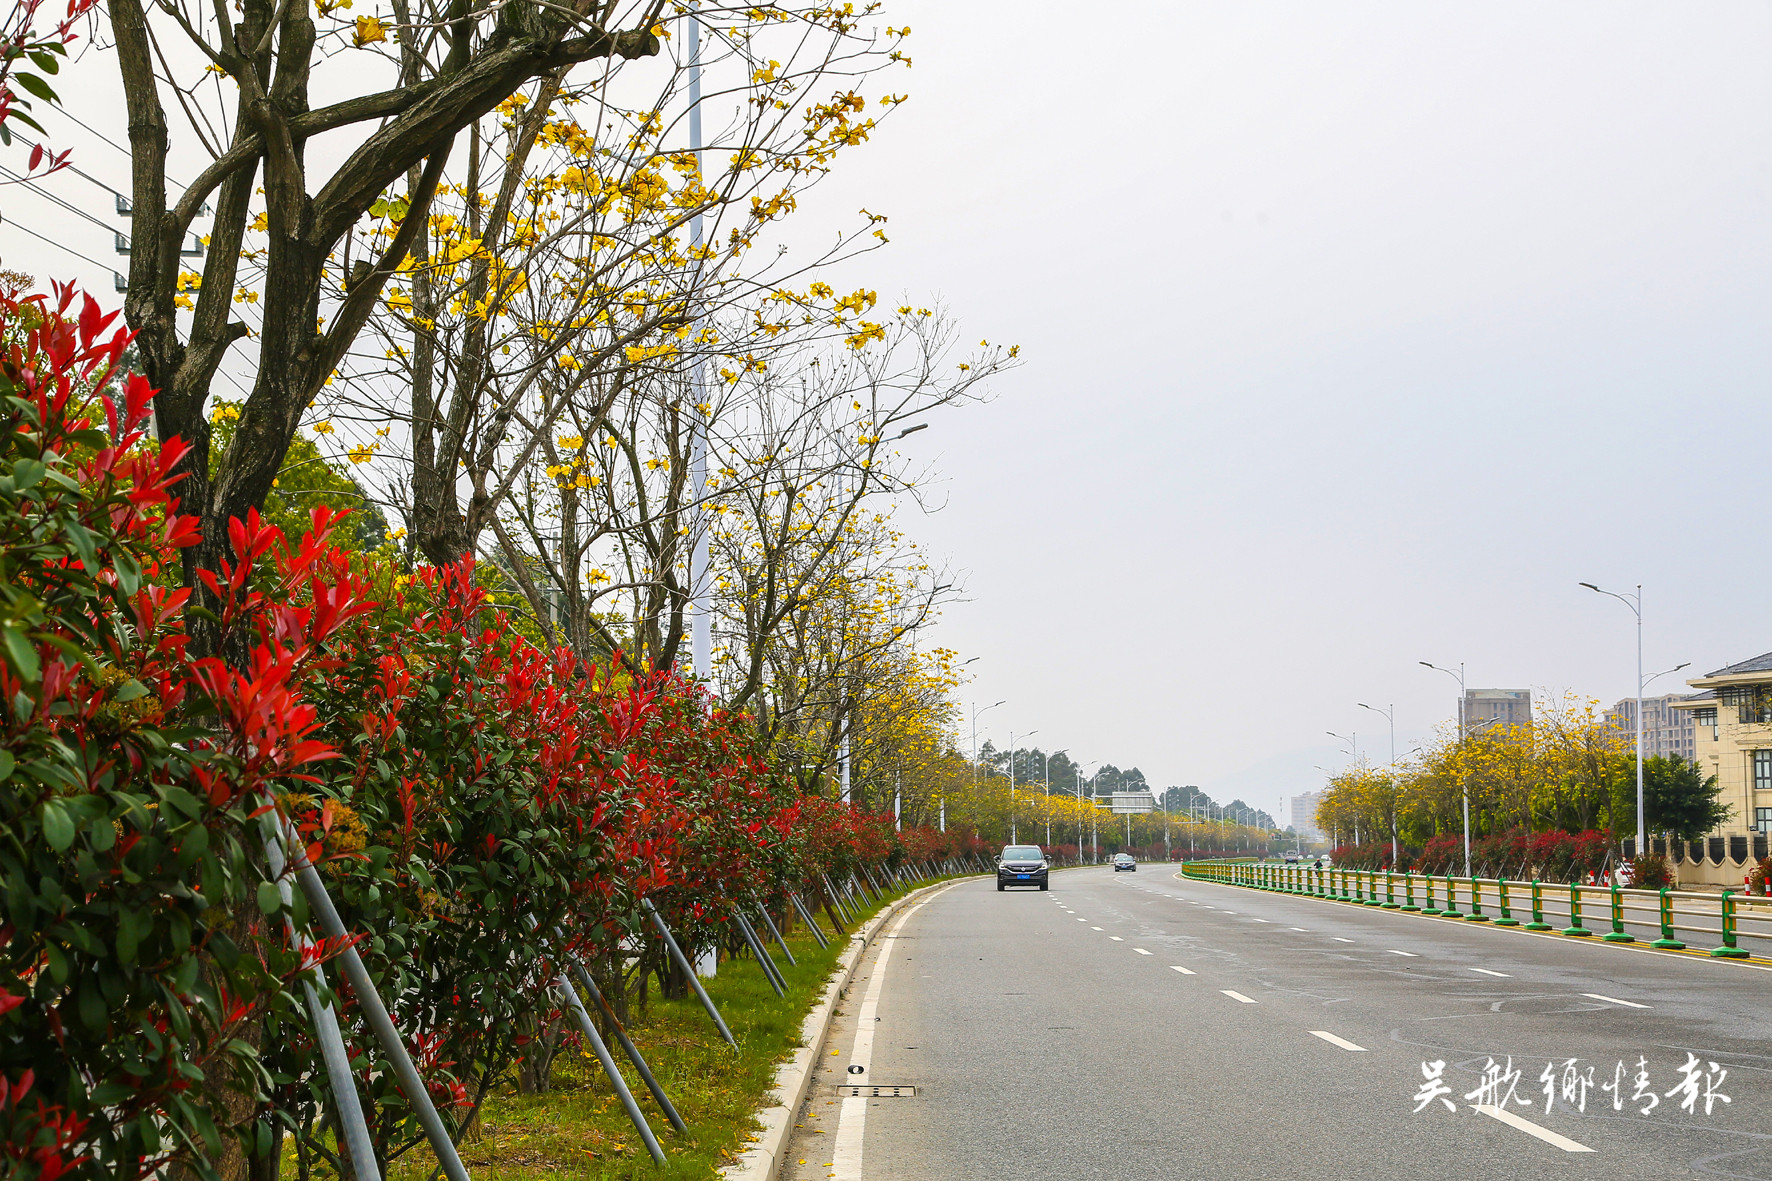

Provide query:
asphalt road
left=779, top=866, right=1772, bottom=1181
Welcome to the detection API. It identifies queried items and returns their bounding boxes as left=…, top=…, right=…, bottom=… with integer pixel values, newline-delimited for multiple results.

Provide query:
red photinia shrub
left=0, top=285, right=359, bottom=1181
left=3, top=283, right=960, bottom=1178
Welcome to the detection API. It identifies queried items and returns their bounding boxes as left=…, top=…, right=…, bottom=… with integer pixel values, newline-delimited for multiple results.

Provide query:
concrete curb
left=719, top=876, right=972, bottom=1181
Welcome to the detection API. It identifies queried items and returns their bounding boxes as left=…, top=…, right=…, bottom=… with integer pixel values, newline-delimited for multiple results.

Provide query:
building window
left=1758, top=808, right=1772, bottom=834
left=1755, top=750, right=1772, bottom=793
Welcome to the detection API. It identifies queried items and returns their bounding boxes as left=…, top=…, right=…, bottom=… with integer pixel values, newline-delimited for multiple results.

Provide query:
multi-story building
left=1669, top=651, right=1772, bottom=885
left=1604, top=694, right=1699, bottom=762
left=1286, top=791, right=1324, bottom=839
left=1463, top=688, right=1532, bottom=731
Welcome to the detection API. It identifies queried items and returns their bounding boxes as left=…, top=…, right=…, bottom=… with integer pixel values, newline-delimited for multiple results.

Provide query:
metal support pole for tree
left=736, top=912, right=786, bottom=995
left=262, top=821, right=379, bottom=1181
left=287, top=850, right=473, bottom=1181
left=642, top=898, right=736, bottom=1046
left=568, top=959, right=689, bottom=1135
left=749, top=891, right=796, bottom=966
left=555, top=971, right=666, bottom=1163
left=790, top=892, right=830, bottom=947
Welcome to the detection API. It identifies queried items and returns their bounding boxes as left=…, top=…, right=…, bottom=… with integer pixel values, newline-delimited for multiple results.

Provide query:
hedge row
left=0, top=287, right=970, bottom=1181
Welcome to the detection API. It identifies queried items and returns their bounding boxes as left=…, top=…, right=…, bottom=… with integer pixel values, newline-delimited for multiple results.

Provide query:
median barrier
left=1177, top=859, right=1772, bottom=962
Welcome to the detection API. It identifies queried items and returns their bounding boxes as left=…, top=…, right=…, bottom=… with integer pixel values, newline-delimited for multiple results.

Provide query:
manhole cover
left=840, top=1085, right=917, bottom=1098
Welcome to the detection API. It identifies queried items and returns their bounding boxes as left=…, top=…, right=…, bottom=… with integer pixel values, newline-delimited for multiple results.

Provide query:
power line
left=41, top=107, right=193, bottom=191
left=5, top=219, right=116, bottom=272
left=10, top=136, right=128, bottom=200
left=0, top=164, right=125, bottom=240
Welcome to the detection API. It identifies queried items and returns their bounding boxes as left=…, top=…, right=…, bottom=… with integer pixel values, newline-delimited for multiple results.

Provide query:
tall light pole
left=967, top=699, right=1004, bottom=835
left=1008, top=729, right=1037, bottom=843
left=1359, top=702, right=1396, bottom=867
left=1578, top=584, right=1689, bottom=860
left=1421, top=661, right=1471, bottom=875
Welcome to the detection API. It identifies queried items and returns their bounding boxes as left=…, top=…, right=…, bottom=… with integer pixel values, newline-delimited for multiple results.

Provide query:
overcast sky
left=9, top=2, right=1772, bottom=821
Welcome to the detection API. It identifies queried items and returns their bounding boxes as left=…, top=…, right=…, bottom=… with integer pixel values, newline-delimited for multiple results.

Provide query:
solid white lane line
left=1222, top=990, right=1257, bottom=1004
left=1308, top=1030, right=1367, bottom=1052
left=1386, top=950, right=1418, bottom=957
left=1109, top=936, right=1124, bottom=942
left=1582, top=993, right=1649, bottom=1009
left=1134, top=948, right=1152, bottom=955
left=1470, top=968, right=1511, bottom=977
left=1170, top=966, right=1195, bottom=975
left=830, top=884, right=956, bottom=1180
left=1472, top=1105, right=1594, bottom=1153
left=1333, top=937, right=1355, bottom=943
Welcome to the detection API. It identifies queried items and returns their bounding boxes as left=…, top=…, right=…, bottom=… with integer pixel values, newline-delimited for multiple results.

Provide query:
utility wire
left=9, top=136, right=129, bottom=200
left=5, top=219, right=117, bottom=272
left=0, top=164, right=126, bottom=240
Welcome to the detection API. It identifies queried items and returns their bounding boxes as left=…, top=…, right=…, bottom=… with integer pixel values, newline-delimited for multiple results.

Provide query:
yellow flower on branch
left=353, top=15, right=386, bottom=45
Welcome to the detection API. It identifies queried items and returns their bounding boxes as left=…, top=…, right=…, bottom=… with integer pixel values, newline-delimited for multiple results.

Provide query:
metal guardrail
left=1180, top=860, right=1772, bottom=959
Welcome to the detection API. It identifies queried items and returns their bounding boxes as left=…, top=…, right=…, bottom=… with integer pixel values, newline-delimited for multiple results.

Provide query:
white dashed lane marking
left=1170, top=966, right=1195, bottom=975
left=1134, top=948, right=1152, bottom=955
left=1386, top=950, right=1418, bottom=957
left=1470, top=968, right=1511, bottom=978
left=1583, top=993, right=1649, bottom=1008
left=1109, top=936, right=1124, bottom=942
left=1290, top=927, right=1308, bottom=932
left=1308, top=1030, right=1367, bottom=1052
left=1473, top=1104, right=1594, bottom=1153
left=1091, top=926, right=1103, bottom=931
left=1222, top=990, right=1257, bottom=1004
left=1333, top=937, right=1355, bottom=943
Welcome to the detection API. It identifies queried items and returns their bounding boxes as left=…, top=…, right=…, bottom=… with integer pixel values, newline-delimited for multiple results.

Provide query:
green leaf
left=117, top=907, right=149, bottom=964
left=13, top=72, right=56, bottom=103
left=160, top=783, right=203, bottom=820
left=256, top=880, right=282, bottom=915
left=26, top=49, right=59, bottom=75
left=0, top=750, right=13, bottom=782
left=114, top=551, right=142, bottom=595
left=112, top=677, right=149, bottom=703
left=10, top=458, right=43, bottom=490
left=40, top=799, right=74, bottom=850
left=1, top=625, right=40, bottom=682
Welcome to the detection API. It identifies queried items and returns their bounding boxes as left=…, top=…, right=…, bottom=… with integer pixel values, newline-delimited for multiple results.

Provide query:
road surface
left=780, top=866, right=1772, bottom=1180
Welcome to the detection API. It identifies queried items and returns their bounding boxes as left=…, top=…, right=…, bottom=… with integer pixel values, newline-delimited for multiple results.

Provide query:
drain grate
left=840, top=1084, right=916, bottom=1098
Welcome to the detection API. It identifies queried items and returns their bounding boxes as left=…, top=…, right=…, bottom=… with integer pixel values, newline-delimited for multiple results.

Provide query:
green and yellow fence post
left=1562, top=883, right=1592, bottom=936
left=1341, top=869, right=1352, bottom=901
left=1440, top=876, right=1463, bottom=919
left=1421, top=875, right=1439, bottom=916
left=1524, top=879, right=1551, bottom=930
left=1653, top=888, right=1684, bottom=949
left=1494, top=878, right=1519, bottom=926
left=1402, top=872, right=1419, bottom=912
left=1465, top=877, right=1488, bottom=921
left=1603, top=884, right=1634, bottom=942
left=1352, top=871, right=1364, bottom=904
left=1711, top=891, right=1750, bottom=958
left=1363, top=871, right=1382, bottom=906
left=1383, top=871, right=1399, bottom=909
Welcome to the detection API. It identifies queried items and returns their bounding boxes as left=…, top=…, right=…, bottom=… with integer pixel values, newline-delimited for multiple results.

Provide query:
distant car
left=1112, top=853, right=1137, bottom=873
left=1283, top=851, right=1301, bottom=864
left=997, top=844, right=1049, bottom=891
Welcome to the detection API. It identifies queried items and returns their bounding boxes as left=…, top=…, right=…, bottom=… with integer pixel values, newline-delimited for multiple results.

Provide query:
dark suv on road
left=997, top=845, right=1049, bottom=891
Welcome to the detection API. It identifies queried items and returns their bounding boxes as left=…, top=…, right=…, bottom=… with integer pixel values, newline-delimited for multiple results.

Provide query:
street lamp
left=1008, top=729, right=1037, bottom=843
left=1421, top=661, right=1473, bottom=875
left=1327, top=731, right=1357, bottom=761
left=1579, top=583, right=1686, bottom=860
left=965, top=699, right=1004, bottom=835
left=1359, top=702, right=1397, bottom=867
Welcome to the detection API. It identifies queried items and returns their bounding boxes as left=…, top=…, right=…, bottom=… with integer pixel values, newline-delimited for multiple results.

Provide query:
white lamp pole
left=1580, top=582, right=1648, bottom=857
left=1359, top=702, right=1396, bottom=867
left=1421, top=661, right=1471, bottom=876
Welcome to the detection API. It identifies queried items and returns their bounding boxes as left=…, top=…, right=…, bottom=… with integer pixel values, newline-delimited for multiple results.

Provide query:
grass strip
left=361, top=875, right=955, bottom=1181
